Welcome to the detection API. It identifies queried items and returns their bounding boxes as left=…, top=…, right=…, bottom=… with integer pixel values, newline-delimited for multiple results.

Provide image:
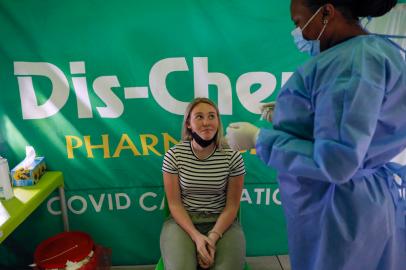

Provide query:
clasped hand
left=195, top=233, right=216, bottom=269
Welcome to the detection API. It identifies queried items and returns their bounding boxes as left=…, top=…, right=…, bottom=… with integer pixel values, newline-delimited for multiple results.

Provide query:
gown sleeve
left=256, top=49, right=392, bottom=184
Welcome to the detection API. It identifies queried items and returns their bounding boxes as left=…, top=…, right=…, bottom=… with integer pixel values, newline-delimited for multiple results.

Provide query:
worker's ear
left=322, top=4, right=335, bottom=21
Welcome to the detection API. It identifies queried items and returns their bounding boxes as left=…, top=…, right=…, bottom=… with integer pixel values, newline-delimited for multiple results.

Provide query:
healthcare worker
left=226, top=0, right=406, bottom=269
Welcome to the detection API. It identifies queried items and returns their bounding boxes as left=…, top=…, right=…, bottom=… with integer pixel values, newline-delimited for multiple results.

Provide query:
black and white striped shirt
left=162, top=141, right=245, bottom=214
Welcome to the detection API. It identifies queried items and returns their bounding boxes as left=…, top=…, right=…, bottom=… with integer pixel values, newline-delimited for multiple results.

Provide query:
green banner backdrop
left=4, top=0, right=402, bottom=267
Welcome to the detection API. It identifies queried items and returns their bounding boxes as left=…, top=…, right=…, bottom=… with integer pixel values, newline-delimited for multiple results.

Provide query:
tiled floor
left=112, top=255, right=291, bottom=270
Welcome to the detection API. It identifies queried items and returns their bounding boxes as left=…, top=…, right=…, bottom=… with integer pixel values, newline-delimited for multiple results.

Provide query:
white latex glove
left=226, top=122, right=259, bottom=151
left=260, top=101, right=276, bottom=122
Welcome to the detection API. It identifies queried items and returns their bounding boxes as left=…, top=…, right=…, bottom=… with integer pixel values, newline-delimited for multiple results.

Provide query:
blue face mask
left=291, top=6, right=328, bottom=57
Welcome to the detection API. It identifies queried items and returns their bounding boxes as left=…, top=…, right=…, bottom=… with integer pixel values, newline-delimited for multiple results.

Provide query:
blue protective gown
left=256, top=35, right=406, bottom=270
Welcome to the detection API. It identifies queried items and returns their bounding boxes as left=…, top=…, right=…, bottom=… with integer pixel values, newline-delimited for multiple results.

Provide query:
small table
left=0, top=171, right=69, bottom=244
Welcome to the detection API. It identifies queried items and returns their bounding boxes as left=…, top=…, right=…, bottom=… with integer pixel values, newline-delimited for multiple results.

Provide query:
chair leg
left=155, top=257, right=164, bottom=270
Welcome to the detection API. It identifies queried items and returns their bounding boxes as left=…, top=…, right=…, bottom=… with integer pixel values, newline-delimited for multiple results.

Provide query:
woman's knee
left=212, top=222, right=246, bottom=270
left=160, top=219, right=198, bottom=270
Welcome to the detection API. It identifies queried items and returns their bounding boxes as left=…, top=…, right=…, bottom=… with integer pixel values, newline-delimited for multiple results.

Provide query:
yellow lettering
left=113, top=133, right=141, bottom=157
left=65, top=132, right=185, bottom=159
left=65, top=135, right=83, bottom=159
left=140, top=134, right=161, bottom=156
left=84, top=134, right=110, bottom=158
left=162, top=133, right=179, bottom=153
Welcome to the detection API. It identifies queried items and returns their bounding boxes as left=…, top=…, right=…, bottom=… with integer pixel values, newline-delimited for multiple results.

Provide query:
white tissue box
left=11, top=157, right=46, bottom=186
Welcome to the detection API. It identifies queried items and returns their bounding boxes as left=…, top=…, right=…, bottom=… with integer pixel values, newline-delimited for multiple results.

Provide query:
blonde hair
left=181, top=97, right=228, bottom=149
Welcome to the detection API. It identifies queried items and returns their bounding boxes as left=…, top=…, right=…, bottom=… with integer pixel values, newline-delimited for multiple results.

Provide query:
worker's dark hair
left=304, top=0, right=397, bottom=19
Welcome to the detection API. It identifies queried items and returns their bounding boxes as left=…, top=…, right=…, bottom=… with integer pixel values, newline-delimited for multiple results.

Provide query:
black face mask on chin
left=191, top=131, right=217, bottom=148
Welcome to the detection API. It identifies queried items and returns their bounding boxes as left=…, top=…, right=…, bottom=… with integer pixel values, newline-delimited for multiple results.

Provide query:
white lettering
left=68, top=195, right=88, bottom=214
left=47, top=196, right=61, bottom=215
left=254, top=188, right=265, bottom=204
left=265, top=188, right=271, bottom=205
left=139, top=192, right=158, bottom=211
left=281, top=72, right=294, bottom=87
left=93, top=76, right=123, bottom=118
left=71, top=61, right=93, bottom=118
left=273, top=188, right=281, bottom=205
left=240, top=188, right=252, bottom=204
left=46, top=189, right=282, bottom=216
left=193, top=57, right=232, bottom=114
left=236, top=72, right=276, bottom=114
left=149, top=57, right=189, bottom=114
left=160, top=196, right=166, bottom=210
left=115, top=193, right=131, bottom=210
left=15, top=59, right=293, bottom=120
left=107, top=193, right=113, bottom=210
left=89, top=194, right=105, bottom=213
left=14, top=62, right=69, bottom=119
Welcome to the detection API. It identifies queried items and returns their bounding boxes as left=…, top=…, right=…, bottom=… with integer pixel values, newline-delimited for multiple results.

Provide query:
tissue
left=11, top=146, right=46, bottom=186
left=0, top=156, right=14, bottom=199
